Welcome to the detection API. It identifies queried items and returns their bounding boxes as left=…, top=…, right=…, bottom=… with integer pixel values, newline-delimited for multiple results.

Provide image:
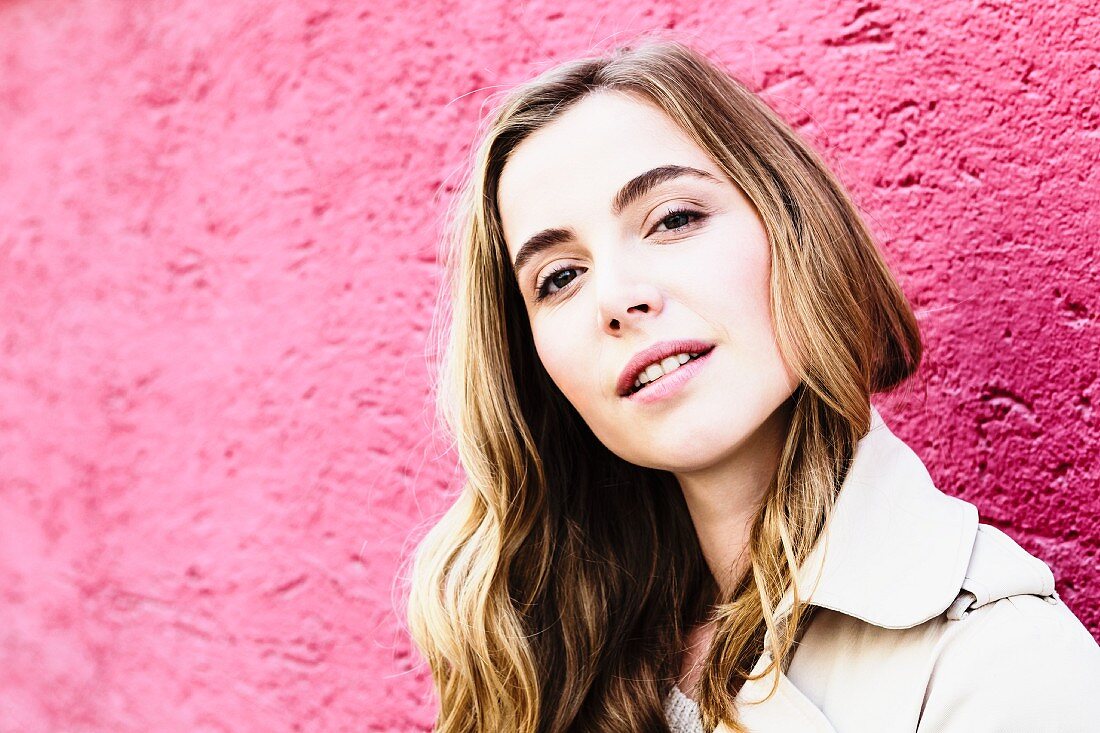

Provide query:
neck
left=673, top=399, right=794, bottom=599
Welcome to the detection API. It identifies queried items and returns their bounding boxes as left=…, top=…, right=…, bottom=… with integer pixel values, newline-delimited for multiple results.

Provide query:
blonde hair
left=406, top=37, right=921, bottom=732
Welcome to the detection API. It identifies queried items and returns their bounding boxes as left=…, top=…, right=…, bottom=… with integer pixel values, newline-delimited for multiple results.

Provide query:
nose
left=597, top=268, right=664, bottom=336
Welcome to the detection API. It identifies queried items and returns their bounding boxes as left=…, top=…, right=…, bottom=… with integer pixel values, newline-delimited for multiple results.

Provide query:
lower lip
left=624, top=348, right=715, bottom=405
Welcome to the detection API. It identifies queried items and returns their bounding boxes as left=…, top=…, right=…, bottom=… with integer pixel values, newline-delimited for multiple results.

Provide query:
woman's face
left=497, top=90, right=799, bottom=473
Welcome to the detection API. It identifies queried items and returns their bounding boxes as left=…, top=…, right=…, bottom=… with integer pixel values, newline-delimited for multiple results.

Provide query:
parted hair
left=406, top=36, right=922, bottom=732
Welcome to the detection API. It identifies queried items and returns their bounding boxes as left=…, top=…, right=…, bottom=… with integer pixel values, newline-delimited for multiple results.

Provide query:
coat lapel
left=715, top=406, right=981, bottom=732
left=773, top=405, right=978, bottom=628
left=713, top=650, right=840, bottom=732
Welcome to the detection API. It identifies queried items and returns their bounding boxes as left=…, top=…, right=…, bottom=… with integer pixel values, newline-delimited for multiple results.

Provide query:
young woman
left=406, top=39, right=1100, bottom=732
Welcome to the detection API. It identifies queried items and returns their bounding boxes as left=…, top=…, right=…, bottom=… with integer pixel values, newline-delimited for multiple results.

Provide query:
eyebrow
left=510, top=164, right=721, bottom=278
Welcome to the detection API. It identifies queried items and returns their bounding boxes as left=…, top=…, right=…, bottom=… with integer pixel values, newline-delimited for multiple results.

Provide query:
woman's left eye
left=651, top=207, right=705, bottom=234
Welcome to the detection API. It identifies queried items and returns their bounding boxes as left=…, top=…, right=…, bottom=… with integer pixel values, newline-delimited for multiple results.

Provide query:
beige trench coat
left=716, top=406, right=1100, bottom=732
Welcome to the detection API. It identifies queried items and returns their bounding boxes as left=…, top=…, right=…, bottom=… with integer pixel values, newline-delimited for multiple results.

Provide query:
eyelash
left=533, top=207, right=706, bottom=302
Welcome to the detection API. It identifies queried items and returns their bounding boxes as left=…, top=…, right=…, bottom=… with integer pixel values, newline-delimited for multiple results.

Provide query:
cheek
left=532, top=321, right=591, bottom=404
left=698, top=237, right=772, bottom=331
left=745, top=261, right=776, bottom=338
left=703, top=231, right=793, bottom=378
left=738, top=251, right=799, bottom=385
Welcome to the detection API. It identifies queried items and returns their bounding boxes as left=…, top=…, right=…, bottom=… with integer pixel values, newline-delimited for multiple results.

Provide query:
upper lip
left=616, top=339, right=716, bottom=396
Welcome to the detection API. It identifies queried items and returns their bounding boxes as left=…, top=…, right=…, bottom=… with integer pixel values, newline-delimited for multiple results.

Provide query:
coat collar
left=716, top=406, right=981, bottom=733
left=772, top=404, right=979, bottom=630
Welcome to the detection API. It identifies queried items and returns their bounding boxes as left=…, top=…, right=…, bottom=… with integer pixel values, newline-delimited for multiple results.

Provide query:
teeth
left=631, top=351, right=698, bottom=391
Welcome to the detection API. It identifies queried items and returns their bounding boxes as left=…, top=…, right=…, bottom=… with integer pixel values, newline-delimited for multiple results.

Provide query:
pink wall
left=0, top=0, right=1096, bottom=730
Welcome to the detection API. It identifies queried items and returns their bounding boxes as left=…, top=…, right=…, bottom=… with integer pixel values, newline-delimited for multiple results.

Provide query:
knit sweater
left=663, top=685, right=708, bottom=733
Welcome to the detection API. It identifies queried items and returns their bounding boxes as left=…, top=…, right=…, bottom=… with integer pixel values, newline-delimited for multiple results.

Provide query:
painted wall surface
left=1, top=0, right=1097, bottom=730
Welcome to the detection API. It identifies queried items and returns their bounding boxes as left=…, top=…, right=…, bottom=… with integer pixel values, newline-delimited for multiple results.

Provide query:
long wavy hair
left=406, top=37, right=922, bottom=732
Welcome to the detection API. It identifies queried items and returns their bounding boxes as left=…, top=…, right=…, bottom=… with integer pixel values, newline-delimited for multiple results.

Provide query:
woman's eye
left=652, top=208, right=704, bottom=233
left=535, top=266, right=582, bottom=301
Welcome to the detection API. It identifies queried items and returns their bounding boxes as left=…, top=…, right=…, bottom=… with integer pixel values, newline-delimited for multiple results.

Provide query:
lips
left=616, top=339, right=716, bottom=397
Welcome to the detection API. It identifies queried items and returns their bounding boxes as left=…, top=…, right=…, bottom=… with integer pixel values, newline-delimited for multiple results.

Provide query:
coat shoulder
left=918, top=593, right=1100, bottom=730
left=944, top=522, right=1056, bottom=620
left=787, top=521, right=1100, bottom=731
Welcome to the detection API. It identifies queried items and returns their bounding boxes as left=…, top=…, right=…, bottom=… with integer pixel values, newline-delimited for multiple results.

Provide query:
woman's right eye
left=535, top=265, right=583, bottom=301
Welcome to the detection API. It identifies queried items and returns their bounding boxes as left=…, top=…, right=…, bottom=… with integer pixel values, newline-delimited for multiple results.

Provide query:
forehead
left=497, top=91, right=720, bottom=257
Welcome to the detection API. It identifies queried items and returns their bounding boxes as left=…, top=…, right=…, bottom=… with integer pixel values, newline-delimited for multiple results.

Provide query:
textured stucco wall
left=0, top=0, right=1096, bottom=730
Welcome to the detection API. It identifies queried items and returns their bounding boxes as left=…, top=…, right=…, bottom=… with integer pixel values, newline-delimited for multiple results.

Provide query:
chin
left=617, top=437, right=735, bottom=473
